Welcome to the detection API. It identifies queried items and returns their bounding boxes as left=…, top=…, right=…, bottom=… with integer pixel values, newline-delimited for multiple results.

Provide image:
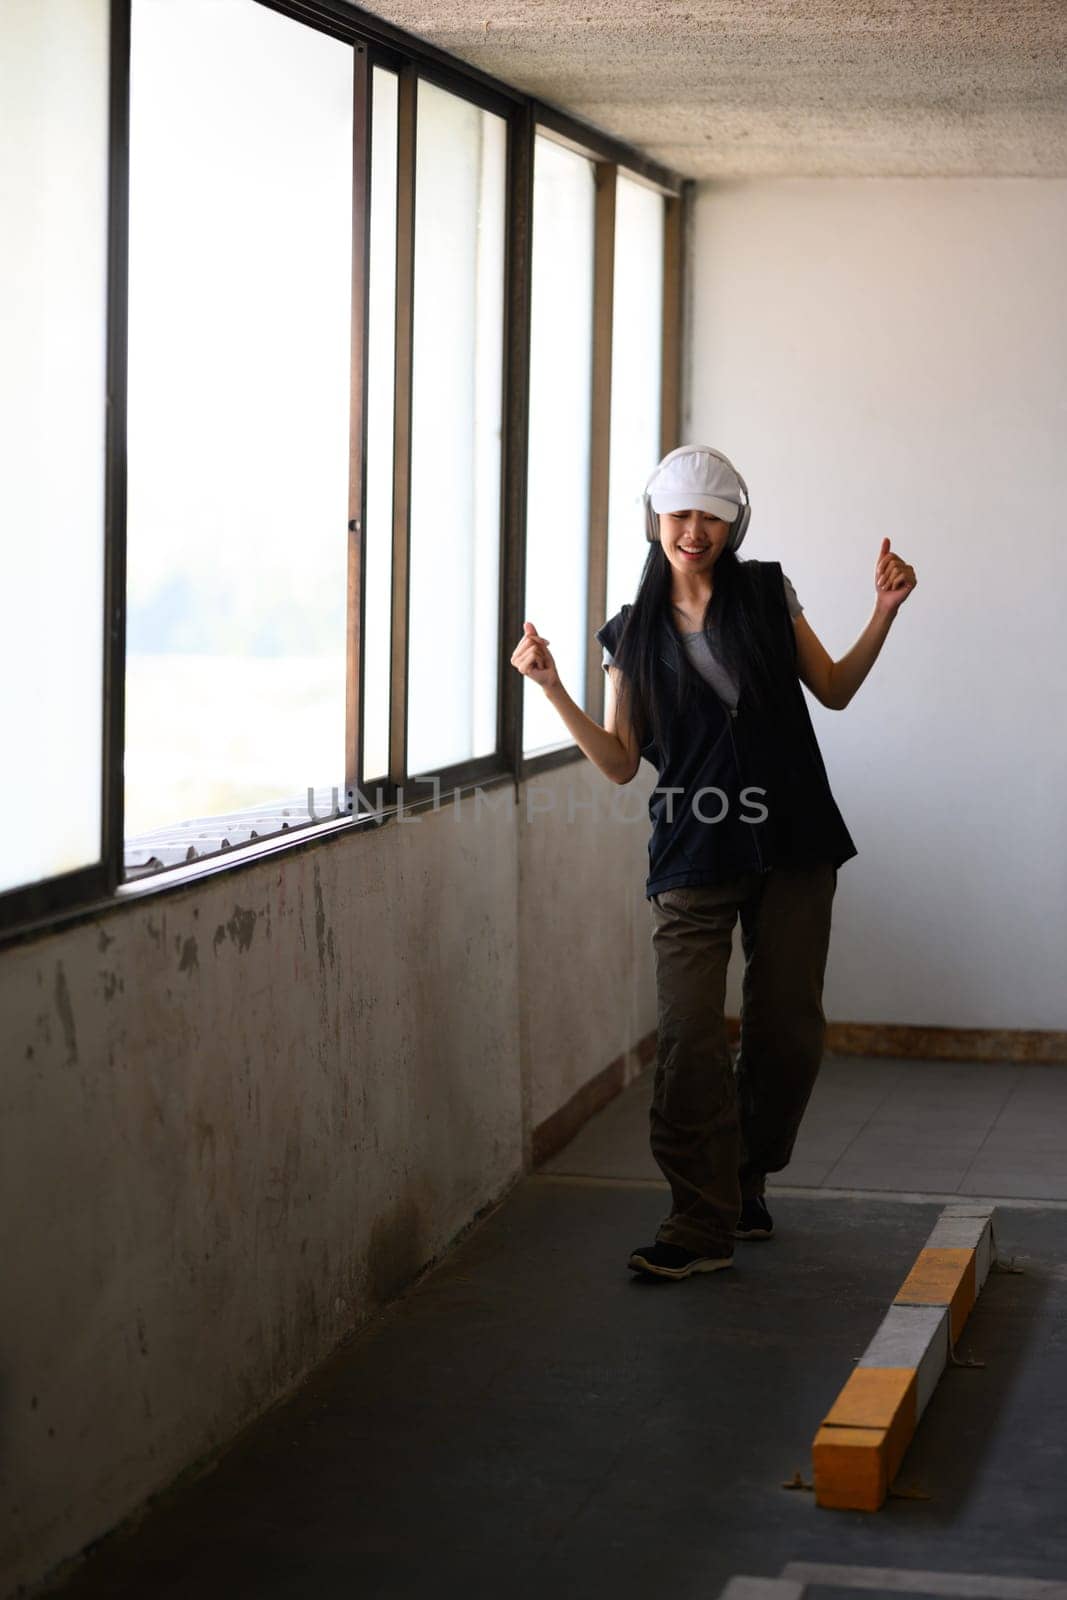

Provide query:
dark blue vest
left=595, top=560, right=858, bottom=898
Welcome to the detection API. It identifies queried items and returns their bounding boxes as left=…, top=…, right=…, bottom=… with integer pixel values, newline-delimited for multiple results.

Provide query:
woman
left=510, top=445, right=917, bottom=1281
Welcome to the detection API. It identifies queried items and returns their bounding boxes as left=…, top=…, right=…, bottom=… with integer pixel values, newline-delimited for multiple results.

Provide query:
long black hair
left=609, top=540, right=778, bottom=757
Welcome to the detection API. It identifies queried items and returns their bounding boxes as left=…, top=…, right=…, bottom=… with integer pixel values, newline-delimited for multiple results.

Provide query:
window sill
left=123, top=788, right=360, bottom=880
left=1, top=766, right=520, bottom=950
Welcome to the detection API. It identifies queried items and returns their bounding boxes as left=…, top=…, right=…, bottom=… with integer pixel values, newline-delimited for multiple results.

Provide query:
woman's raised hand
left=874, top=536, right=917, bottom=615
left=510, top=620, right=560, bottom=692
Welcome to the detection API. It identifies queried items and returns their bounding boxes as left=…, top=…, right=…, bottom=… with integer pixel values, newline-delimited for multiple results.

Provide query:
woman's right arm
left=544, top=666, right=642, bottom=785
left=510, top=622, right=642, bottom=785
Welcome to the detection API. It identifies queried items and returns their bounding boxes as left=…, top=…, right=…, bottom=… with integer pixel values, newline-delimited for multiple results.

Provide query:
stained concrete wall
left=521, top=759, right=657, bottom=1132
left=1, top=762, right=654, bottom=1596
left=687, top=177, right=1067, bottom=1032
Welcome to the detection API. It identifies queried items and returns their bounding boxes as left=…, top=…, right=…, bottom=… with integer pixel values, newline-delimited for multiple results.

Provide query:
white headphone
left=643, top=446, right=752, bottom=553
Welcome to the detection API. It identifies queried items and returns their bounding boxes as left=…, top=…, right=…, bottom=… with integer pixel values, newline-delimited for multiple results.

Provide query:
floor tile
left=967, top=1149, right=1067, bottom=1175
left=835, top=1147, right=983, bottom=1180
left=993, top=1117, right=1067, bottom=1140
left=841, top=1121, right=988, bottom=1151
left=867, top=1081, right=1010, bottom=1104
left=808, top=1099, right=893, bottom=1118
left=869, top=1065, right=1010, bottom=1087
left=1014, top=1065, right=1067, bottom=1093
left=991, top=1087, right=1067, bottom=1109
left=977, top=1128, right=1067, bottom=1155
left=823, top=1158, right=970, bottom=1193
left=769, top=1159, right=835, bottom=1188
left=864, top=1104, right=1001, bottom=1132
left=957, top=1168, right=1067, bottom=1200
left=786, top=1126, right=866, bottom=1162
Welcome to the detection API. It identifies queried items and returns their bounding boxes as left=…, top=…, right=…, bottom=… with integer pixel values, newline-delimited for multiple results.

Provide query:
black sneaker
left=734, top=1194, right=774, bottom=1240
left=627, top=1241, right=734, bottom=1279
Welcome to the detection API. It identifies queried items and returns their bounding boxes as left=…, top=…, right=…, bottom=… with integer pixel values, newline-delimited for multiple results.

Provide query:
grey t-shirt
left=601, top=571, right=803, bottom=712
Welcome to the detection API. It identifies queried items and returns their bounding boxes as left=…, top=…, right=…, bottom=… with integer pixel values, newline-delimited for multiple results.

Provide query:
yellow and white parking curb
left=811, top=1203, right=997, bottom=1511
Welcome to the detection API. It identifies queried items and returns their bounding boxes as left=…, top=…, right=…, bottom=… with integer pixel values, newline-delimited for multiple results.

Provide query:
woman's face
left=658, top=508, right=733, bottom=575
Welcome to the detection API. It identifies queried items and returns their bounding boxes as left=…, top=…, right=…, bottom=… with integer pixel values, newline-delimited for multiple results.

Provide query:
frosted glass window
left=523, top=136, right=596, bottom=756
left=606, top=174, right=664, bottom=617
left=407, top=80, right=506, bottom=779
left=124, top=0, right=353, bottom=841
left=362, top=67, right=398, bottom=787
left=0, top=0, right=110, bottom=894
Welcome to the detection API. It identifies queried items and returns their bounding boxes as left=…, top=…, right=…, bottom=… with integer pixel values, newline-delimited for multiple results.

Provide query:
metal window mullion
left=679, top=179, right=695, bottom=449
left=533, top=102, right=679, bottom=197
left=102, top=0, right=132, bottom=894
left=254, top=0, right=686, bottom=199
left=346, top=44, right=371, bottom=808
left=585, top=161, right=616, bottom=724
left=660, top=189, right=684, bottom=459
left=3, top=0, right=127, bottom=938
left=388, top=63, right=417, bottom=792
left=500, top=102, right=534, bottom=783
left=254, top=0, right=520, bottom=119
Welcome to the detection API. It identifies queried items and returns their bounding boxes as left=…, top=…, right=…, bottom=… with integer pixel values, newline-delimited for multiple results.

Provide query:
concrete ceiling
left=358, top=0, right=1067, bottom=179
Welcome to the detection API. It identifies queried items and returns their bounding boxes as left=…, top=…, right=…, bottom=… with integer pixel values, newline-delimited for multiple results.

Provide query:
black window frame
left=0, top=0, right=688, bottom=950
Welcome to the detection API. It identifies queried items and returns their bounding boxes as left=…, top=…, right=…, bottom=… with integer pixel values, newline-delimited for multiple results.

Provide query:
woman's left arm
left=793, top=537, right=917, bottom=711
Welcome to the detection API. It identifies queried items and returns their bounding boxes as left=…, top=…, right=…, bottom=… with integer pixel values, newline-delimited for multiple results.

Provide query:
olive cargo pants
left=648, top=861, right=838, bottom=1254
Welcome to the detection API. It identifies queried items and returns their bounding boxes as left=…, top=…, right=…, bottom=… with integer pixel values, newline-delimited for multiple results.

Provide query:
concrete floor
left=46, top=1055, right=1067, bottom=1598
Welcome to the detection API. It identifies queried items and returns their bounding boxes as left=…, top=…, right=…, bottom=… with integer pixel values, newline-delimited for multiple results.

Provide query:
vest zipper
left=725, top=699, right=766, bottom=874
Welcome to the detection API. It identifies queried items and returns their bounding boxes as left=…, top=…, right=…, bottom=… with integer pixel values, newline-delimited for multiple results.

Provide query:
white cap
left=646, top=446, right=742, bottom=522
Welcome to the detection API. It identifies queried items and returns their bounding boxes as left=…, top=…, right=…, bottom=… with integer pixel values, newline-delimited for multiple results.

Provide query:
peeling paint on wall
left=213, top=907, right=257, bottom=955
left=230, top=907, right=257, bottom=952
left=313, top=863, right=335, bottom=972
left=101, top=970, right=124, bottom=1003
left=53, top=961, right=78, bottom=1067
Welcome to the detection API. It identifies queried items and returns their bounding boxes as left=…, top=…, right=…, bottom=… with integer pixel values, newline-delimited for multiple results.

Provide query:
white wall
left=687, top=178, right=1067, bottom=1031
